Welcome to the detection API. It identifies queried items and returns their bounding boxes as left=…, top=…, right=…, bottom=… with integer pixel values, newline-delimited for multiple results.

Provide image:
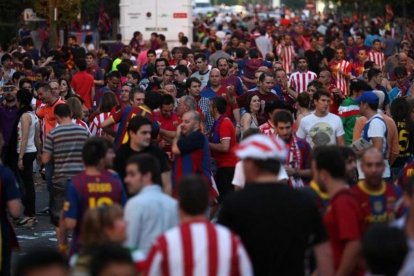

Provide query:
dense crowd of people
left=2, top=6, right=414, bottom=276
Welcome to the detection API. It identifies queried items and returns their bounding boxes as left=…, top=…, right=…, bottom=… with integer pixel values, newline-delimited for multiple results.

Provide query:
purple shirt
left=0, top=105, right=18, bottom=149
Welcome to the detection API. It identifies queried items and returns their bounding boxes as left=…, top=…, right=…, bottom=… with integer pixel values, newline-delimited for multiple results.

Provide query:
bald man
left=201, top=68, right=240, bottom=131
left=171, top=111, right=212, bottom=196
left=385, top=51, right=414, bottom=77
left=351, top=148, right=402, bottom=230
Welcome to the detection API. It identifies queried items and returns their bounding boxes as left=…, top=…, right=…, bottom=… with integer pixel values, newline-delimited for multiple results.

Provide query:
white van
left=119, top=0, right=193, bottom=45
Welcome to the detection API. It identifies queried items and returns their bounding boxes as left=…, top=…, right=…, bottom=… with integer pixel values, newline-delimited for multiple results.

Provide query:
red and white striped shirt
left=276, top=45, right=296, bottom=74
left=145, top=220, right=253, bottom=276
left=288, top=70, right=317, bottom=93
left=259, top=120, right=275, bottom=136
left=72, top=118, right=91, bottom=134
left=329, top=59, right=353, bottom=96
left=368, top=50, right=385, bottom=71
left=89, top=112, right=111, bottom=136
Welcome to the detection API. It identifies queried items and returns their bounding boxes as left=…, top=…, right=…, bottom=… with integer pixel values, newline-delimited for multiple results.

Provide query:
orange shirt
left=36, top=98, right=65, bottom=141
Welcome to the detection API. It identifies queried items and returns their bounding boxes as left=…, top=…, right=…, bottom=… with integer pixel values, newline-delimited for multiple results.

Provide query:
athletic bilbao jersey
left=64, top=170, right=127, bottom=253
left=145, top=220, right=252, bottom=276
left=351, top=181, right=401, bottom=230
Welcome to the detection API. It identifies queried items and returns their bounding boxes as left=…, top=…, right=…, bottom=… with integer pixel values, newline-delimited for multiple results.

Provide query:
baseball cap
left=355, top=91, right=379, bottom=105
left=235, top=134, right=288, bottom=162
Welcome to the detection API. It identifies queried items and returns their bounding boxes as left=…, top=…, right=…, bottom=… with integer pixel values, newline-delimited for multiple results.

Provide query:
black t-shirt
left=323, top=46, right=336, bottom=63
left=177, top=130, right=205, bottom=154
left=218, top=183, right=327, bottom=276
left=392, top=119, right=414, bottom=168
left=114, top=143, right=170, bottom=184
left=305, top=49, right=323, bottom=74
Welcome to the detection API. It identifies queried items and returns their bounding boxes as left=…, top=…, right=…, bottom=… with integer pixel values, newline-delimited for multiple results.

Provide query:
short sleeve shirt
left=323, top=189, right=363, bottom=273
left=296, top=112, right=345, bottom=148
left=211, top=117, right=237, bottom=168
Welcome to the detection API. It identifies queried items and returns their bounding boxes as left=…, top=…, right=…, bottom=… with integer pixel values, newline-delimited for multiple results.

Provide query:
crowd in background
left=2, top=6, right=414, bottom=276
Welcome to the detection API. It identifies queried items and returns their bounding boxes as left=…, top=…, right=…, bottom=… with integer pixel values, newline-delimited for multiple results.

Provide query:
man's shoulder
left=300, top=112, right=316, bottom=123
left=326, top=112, right=342, bottom=121
left=225, top=183, right=314, bottom=207
left=181, top=131, right=206, bottom=142
left=51, top=124, right=89, bottom=138
left=145, top=144, right=169, bottom=159
left=128, top=188, right=177, bottom=205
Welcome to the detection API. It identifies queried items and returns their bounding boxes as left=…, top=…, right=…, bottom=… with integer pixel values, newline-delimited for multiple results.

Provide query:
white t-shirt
left=357, top=114, right=390, bottom=179
left=191, top=69, right=210, bottom=90
left=232, top=160, right=288, bottom=188
left=296, top=112, right=345, bottom=148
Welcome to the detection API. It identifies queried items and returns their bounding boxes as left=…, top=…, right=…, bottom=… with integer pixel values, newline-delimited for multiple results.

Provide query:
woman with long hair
left=71, top=204, right=144, bottom=275
left=66, top=97, right=90, bottom=132
left=89, top=92, right=119, bottom=137
left=15, top=89, right=39, bottom=227
left=59, top=77, right=76, bottom=100
left=160, top=49, right=172, bottom=63
left=240, top=93, right=260, bottom=137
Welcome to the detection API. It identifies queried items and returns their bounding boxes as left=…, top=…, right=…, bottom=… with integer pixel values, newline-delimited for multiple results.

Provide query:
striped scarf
left=287, top=135, right=304, bottom=188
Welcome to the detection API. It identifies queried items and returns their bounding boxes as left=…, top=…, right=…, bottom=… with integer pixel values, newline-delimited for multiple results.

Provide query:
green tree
left=34, top=0, right=80, bottom=48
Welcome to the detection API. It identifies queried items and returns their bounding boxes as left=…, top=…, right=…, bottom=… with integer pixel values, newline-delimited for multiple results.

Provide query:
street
left=12, top=174, right=58, bottom=264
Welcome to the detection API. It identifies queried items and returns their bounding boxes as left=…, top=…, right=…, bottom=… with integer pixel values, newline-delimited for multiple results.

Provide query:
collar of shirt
left=140, top=185, right=162, bottom=194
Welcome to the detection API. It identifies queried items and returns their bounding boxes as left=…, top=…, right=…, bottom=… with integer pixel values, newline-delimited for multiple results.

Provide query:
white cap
left=235, top=134, right=288, bottom=161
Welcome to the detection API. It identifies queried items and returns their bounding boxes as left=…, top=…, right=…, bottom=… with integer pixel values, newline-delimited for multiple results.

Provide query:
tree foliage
left=34, top=0, right=80, bottom=28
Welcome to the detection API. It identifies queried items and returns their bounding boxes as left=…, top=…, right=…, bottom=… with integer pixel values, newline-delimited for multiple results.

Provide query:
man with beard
left=274, top=110, right=312, bottom=188
left=289, top=57, right=317, bottom=96
left=153, top=94, right=180, bottom=161
left=217, top=58, right=244, bottom=96
left=171, top=110, right=214, bottom=198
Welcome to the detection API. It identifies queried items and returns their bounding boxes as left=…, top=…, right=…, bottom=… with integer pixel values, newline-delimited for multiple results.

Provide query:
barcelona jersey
left=110, top=105, right=153, bottom=148
left=63, top=170, right=127, bottom=253
left=351, top=181, right=402, bottom=230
